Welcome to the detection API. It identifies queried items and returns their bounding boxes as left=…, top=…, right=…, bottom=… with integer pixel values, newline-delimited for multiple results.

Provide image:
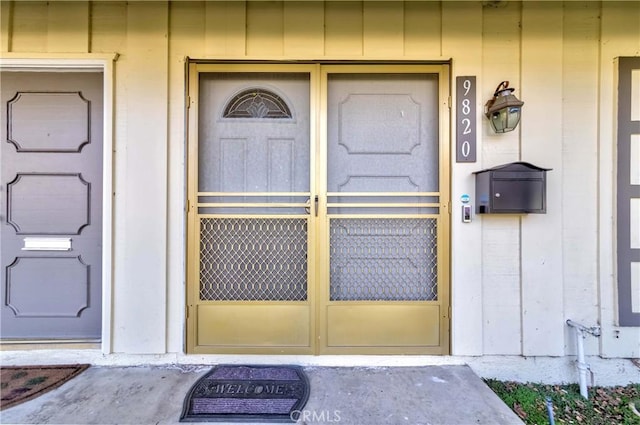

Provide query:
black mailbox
left=473, top=162, right=551, bottom=214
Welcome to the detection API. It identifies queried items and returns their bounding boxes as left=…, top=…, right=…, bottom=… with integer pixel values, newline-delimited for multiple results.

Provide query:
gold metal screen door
left=318, top=66, right=450, bottom=354
left=187, top=64, right=317, bottom=354
left=187, top=63, right=450, bottom=355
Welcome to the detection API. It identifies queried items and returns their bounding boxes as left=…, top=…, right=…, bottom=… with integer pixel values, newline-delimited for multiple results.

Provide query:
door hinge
left=187, top=95, right=191, bottom=109
left=186, top=199, right=191, bottom=212
left=186, top=305, right=190, bottom=320
left=447, top=96, right=452, bottom=109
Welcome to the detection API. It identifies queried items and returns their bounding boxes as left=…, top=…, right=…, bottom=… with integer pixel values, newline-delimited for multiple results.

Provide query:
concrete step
left=1, top=364, right=524, bottom=425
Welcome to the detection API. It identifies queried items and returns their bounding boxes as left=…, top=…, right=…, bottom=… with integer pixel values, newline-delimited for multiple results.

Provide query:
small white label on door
left=22, top=237, right=72, bottom=251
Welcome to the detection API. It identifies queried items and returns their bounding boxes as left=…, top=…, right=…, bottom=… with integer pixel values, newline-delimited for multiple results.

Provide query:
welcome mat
left=180, top=365, right=310, bottom=423
left=0, top=364, right=90, bottom=410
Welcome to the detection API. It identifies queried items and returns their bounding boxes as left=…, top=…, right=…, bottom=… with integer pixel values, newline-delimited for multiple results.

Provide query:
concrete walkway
left=1, top=365, right=524, bottom=425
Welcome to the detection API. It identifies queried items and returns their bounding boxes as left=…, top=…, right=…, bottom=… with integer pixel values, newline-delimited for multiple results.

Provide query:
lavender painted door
left=1, top=71, right=103, bottom=340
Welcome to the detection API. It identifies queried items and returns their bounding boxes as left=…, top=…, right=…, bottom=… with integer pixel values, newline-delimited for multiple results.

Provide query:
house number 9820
left=456, top=76, right=476, bottom=162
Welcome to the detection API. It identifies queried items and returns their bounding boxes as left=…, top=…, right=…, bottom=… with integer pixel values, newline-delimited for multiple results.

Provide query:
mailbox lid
left=472, top=161, right=552, bottom=175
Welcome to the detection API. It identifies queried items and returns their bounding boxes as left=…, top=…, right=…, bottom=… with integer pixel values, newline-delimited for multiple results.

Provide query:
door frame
left=186, top=60, right=451, bottom=355
left=0, top=53, right=117, bottom=353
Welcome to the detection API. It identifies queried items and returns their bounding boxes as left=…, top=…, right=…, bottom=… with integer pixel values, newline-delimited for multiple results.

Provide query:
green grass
left=484, top=379, right=640, bottom=425
left=25, top=376, right=49, bottom=386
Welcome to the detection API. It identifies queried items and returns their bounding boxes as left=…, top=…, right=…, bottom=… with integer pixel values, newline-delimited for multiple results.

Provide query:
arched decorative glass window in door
left=223, top=88, right=292, bottom=119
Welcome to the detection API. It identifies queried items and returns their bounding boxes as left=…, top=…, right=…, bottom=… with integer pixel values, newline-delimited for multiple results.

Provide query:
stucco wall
left=1, top=1, right=639, bottom=358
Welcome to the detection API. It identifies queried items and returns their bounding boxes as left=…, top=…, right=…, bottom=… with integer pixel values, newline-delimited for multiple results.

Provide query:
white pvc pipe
left=575, top=327, right=589, bottom=398
left=566, top=320, right=601, bottom=399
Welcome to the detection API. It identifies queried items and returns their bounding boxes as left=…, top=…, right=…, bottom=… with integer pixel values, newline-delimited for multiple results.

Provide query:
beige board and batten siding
left=600, top=2, right=640, bottom=358
left=562, top=1, right=602, bottom=357
left=479, top=1, right=523, bottom=356
left=443, top=1, right=483, bottom=356
left=1, top=1, right=639, bottom=358
left=520, top=1, right=564, bottom=356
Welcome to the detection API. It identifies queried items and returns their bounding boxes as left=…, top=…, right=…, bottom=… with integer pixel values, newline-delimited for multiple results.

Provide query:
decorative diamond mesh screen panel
left=200, top=218, right=308, bottom=301
left=330, top=218, right=438, bottom=301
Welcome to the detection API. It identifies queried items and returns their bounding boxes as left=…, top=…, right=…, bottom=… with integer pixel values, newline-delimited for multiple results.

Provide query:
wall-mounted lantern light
left=484, top=81, right=524, bottom=133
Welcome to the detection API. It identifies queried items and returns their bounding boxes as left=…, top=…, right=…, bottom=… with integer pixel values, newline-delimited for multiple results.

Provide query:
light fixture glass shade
left=485, top=81, right=524, bottom=133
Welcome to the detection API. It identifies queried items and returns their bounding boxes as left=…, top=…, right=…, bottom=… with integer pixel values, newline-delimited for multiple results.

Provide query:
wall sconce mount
left=484, top=81, right=524, bottom=133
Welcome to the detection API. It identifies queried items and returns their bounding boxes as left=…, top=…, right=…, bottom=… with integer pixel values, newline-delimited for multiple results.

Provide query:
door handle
left=305, top=196, right=319, bottom=216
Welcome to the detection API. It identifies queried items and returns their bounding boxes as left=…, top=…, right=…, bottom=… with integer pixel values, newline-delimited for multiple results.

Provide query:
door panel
left=328, top=218, right=437, bottom=302
left=197, top=304, right=310, bottom=347
left=6, top=257, right=89, bottom=317
left=326, top=304, right=440, bottom=347
left=198, top=217, right=308, bottom=302
left=7, top=91, right=90, bottom=152
left=198, top=73, right=310, bottom=196
left=327, top=73, right=439, bottom=194
left=1, top=71, right=103, bottom=340
left=8, top=173, right=90, bottom=234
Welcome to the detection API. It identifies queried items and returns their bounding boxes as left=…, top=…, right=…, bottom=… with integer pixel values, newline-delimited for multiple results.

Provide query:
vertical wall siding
left=167, top=0, right=205, bottom=360
left=48, top=1, right=89, bottom=52
left=283, top=2, right=324, bottom=57
left=246, top=2, right=284, bottom=56
left=113, top=1, right=169, bottom=354
left=10, top=1, right=48, bottom=52
left=479, top=1, right=523, bottom=356
left=2, top=1, right=639, bottom=357
left=90, top=2, right=127, bottom=54
left=363, top=2, right=404, bottom=57
left=205, top=2, right=245, bottom=56
left=599, top=1, right=640, bottom=358
left=0, top=1, right=12, bottom=52
left=520, top=1, right=565, bottom=356
left=325, top=2, right=363, bottom=57
left=404, top=1, right=441, bottom=57
left=561, top=1, right=601, bottom=356
left=442, top=1, right=483, bottom=356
